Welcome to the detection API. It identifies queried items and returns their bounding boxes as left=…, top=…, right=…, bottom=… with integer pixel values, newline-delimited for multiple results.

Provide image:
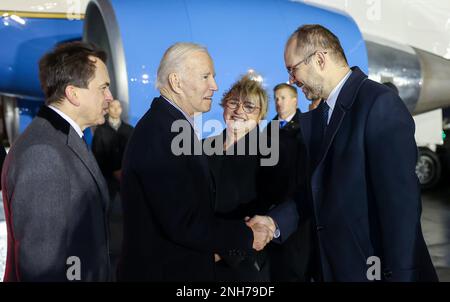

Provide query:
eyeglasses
left=225, top=99, right=260, bottom=114
left=286, top=50, right=327, bottom=78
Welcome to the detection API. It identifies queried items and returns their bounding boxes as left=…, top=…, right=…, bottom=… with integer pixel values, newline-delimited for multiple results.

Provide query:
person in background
left=92, top=99, right=133, bottom=200
left=264, top=83, right=311, bottom=281
left=92, top=99, right=133, bottom=278
left=273, top=83, right=300, bottom=129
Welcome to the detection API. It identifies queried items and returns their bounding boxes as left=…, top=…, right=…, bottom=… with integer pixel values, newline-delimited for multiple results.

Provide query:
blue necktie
left=279, top=120, right=288, bottom=128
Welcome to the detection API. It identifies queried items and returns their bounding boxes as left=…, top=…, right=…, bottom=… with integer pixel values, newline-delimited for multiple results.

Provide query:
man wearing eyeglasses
left=283, top=24, right=437, bottom=282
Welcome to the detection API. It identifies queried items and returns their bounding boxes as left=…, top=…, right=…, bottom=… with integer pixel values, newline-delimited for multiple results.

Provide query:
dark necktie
left=320, top=101, right=330, bottom=133
left=311, top=101, right=330, bottom=170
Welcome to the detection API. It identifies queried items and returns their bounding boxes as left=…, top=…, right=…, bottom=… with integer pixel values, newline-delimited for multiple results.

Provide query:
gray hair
left=156, top=42, right=210, bottom=89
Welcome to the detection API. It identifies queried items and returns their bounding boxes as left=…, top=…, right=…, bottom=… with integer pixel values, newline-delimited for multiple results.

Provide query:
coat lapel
left=37, top=105, right=109, bottom=211
left=316, top=101, right=347, bottom=167
left=314, top=67, right=368, bottom=173
left=66, top=127, right=110, bottom=212
left=309, top=67, right=368, bottom=213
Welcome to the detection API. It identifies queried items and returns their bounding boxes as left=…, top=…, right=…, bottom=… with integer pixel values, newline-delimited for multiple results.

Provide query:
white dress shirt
left=324, top=70, right=352, bottom=124
left=161, top=96, right=199, bottom=138
left=279, top=111, right=296, bottom=123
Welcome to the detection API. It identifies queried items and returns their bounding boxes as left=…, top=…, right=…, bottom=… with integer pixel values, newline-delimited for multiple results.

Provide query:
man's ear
left=168, top=73, right=182, bottom=94
left=316, top=52, right=326, bottom=70
left=65, top=85, right=81, bottom=106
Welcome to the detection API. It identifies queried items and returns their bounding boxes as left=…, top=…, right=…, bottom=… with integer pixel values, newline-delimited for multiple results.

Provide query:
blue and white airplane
left=1, top=0, right=450, bottom=280
left=0, top=0, right=449, bottom=145
left=1, top=0, right=448, bottom=137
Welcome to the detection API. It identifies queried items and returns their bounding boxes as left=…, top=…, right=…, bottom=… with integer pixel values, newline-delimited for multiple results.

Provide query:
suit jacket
left=118, top=96, right=254, bottom=281
left=264, top=109, right=313, bottom=281
left=298, top=67, right=438, bottom=282
left=265, top=109, right=306, bottom=202
left=1, top=106, right=111, bottom=282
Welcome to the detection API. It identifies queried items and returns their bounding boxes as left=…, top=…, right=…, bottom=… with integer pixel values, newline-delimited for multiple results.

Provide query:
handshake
left=245, top=215, right=277, bottom=251
left=213, top=215, right=277, bottom=263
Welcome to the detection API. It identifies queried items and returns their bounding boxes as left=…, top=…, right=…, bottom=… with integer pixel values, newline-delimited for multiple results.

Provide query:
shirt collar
left=48, top=105, right=84, bottom=138
left=280, top=111, right=296, bottom=123
left=325, top=70, right=352, bottom=112
left=161, top=95, right=198, bottom=136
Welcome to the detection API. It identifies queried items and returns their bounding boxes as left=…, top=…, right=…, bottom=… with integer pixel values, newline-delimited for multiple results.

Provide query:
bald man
left=92, top=100, right=133, bottom=185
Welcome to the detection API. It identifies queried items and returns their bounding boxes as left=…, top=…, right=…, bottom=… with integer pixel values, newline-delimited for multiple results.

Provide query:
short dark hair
left=287, top=24, right=348, bottom=65
left=39, top=41, right=107, bottom=105
left=273, top=83, right=297, bottom=97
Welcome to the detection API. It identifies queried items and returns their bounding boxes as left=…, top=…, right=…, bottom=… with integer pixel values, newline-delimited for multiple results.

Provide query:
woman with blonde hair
left=204, top=74, right=273, bottom=281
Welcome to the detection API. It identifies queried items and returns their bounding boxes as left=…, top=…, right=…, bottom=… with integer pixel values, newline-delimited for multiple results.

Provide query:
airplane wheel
left=416, top=148, right=441, bottom=190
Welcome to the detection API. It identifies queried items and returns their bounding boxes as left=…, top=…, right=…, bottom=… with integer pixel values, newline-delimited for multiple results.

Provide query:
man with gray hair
left=119, top=42, right=275, bottom=281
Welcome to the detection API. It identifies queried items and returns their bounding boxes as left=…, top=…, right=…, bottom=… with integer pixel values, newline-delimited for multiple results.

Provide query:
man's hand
left=245, top=216, right=276, bottom=251
left=249, top=223, right=273, bottom=251
left=246, top=215, right=276, bottom=234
